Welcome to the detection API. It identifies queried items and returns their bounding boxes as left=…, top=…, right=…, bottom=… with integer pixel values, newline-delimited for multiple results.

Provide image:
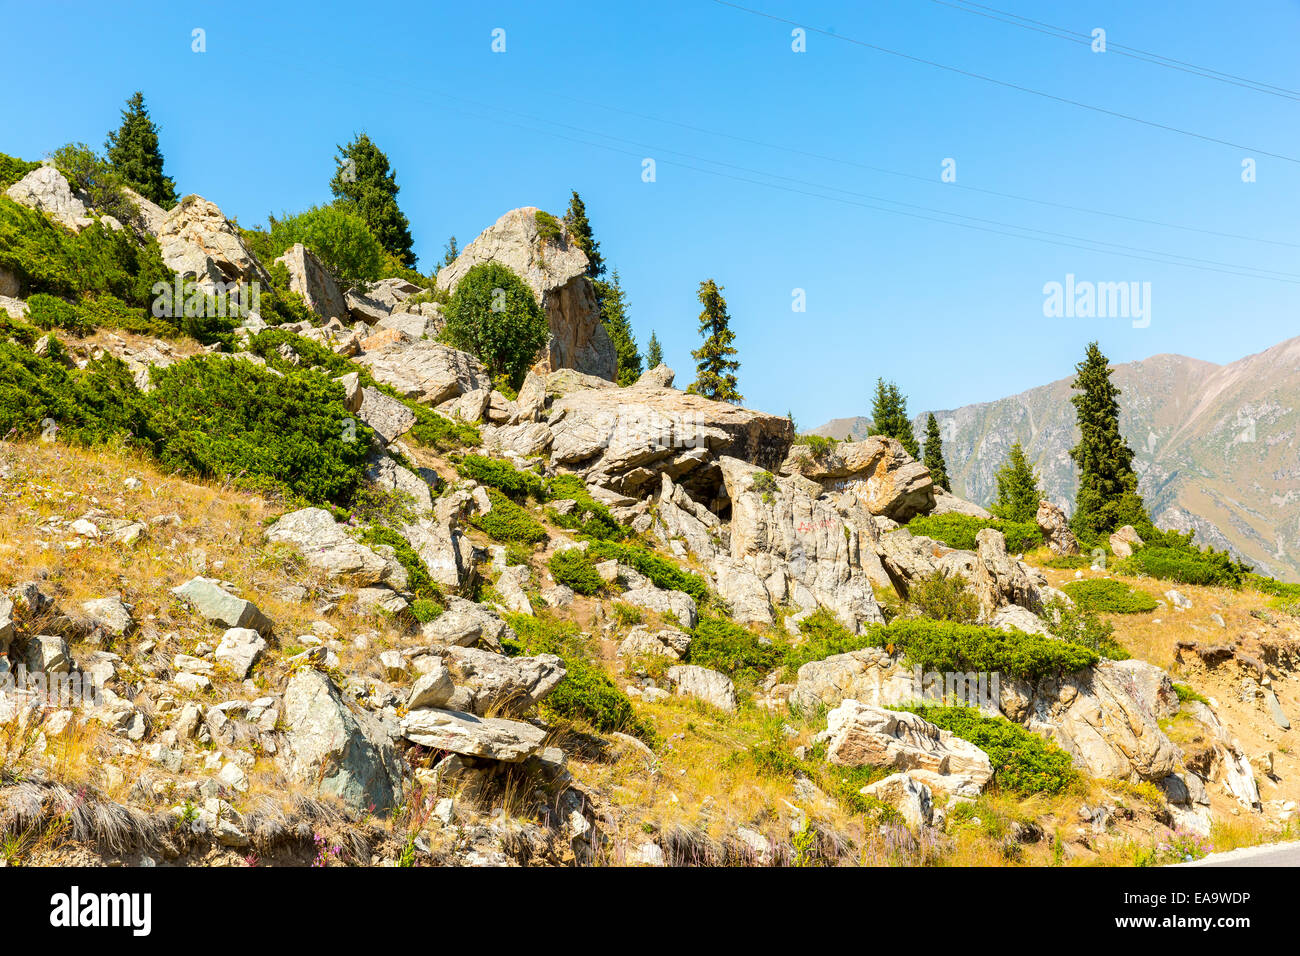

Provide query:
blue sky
left=4, top=0, right=1298, bottom=426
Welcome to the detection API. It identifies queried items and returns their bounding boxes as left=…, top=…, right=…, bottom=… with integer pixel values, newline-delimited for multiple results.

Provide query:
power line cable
left=708, top=0, right=1300, bottom=163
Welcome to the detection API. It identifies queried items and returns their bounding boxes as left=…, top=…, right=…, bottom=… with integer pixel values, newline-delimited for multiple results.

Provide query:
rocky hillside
left=1, top=160, right=1297, bottom=867
left=815, top=341, right=1300, bottom=581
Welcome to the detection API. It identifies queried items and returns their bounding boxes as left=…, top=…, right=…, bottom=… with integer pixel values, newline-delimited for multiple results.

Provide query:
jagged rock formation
left=5, top=165, right=96, bottom=231
left=275, top=243, right=347, bottom=322
left=156, top=195, right=271, bottom=291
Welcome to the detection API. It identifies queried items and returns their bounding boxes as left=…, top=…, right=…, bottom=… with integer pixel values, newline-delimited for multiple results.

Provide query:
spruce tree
left=562, top=190, right=604, bottom=279
left=991, top=442, right=1042, bottom=522
left=1069, top=341, right=1147, bottom=536
left=330, top=133, right=416, bottom=269
left=687, top=280, right=742, bottom=403
left=646, top=331, right=664, bottom=369
left=595, top=270, right=642, bottom=385
left=104, top=92, right=177, bottom=208
left=923, top=413, right=951, bottom=491
left=441, top=236, right=460, bottom=269
left=870, top=379, right=920, bottom=458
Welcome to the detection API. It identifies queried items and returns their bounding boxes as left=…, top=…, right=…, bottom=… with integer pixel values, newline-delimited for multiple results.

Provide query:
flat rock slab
left=400, top=707, right=546, bottom=762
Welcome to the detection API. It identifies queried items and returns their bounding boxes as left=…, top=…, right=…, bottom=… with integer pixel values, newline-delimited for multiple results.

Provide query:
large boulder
left=1109, top=525, right=1145, bottom=560
left=265, top=508, right=394, bottom=586
left=400, top=707, right=547, bottom=762
left=972, top=528, right=1041, bottom=621
left=664, top=664, right=738, bottom=711
left=820, top=699, right=994, bottom=791
left=357, top=340, right=490, bottom=405
left=436, top=207, right=616, bottom=380
left=1001, top=659, right=1181, bottom=783
left=789, top=646, right=919, bottom=714
left=5, top=165, right=94, bottom=231
left=548, top=377, right=795, bottom=505
left=720, top=456, right=888, bottom=633
left=156, top=195, right=271, bottom=292
left=171, top=578, right=271, bottom=633
left=779, top=436, right=935, bottom=522
left=1036, top=500, right=1080, bottom=556
left=283, top=668, right=405, bottom=813
left=442, top=645, right=565, bottom=717
left=274, top=243, right=347, bottom=322
left=357, top=386, right=416, bottom=443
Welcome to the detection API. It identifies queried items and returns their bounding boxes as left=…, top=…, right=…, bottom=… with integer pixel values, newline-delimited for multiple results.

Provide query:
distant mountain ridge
left=812, top=336, right=1300, bottom=581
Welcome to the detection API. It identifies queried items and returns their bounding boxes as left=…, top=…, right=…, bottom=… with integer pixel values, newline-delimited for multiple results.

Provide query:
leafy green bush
left=51, top=143, right=138, bottom=223
left=909, top=570, right=980, bottom=623
left=881, top=618, right=1098, bottom=679
left=909, top=705, right=1078, bottom=795
left=546, top=474, right=627, bottom=541
left=781, top=610, right=874, bottom=678
left=1061, top=578, right=1157, bottom=614
left=586, top=540, right=709, bottom=602
left=456, top=453, right=547, bottom=501
left=1042, top=597, right=1129, bottom=660
left=548, top=548, right=603, bottom=596
left=471, top=488, right=547, bottom=544
left=686, top=614, right=783, bottom=685
left=504, top=613, right=651, bottom=738
left=26, top=293, right=94, bottom=337
left=905, top=512, right=1041, bottom=553
left=440, top=262, right=549, bottom=391
left=248, top=205, right=387, bottom=289
left=1115, top=546, right=1249, bottom=588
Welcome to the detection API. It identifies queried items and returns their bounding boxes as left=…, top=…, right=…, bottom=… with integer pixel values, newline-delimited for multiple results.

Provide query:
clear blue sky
left=5, top=0, right=1298, bottom=426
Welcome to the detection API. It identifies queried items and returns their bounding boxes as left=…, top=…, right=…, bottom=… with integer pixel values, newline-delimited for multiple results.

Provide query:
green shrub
left=1246, top=575, right=1300, bottom=600
left=781, top=610, right=874, bottom=678
left=909, top=570, right=980, bottom=623
left=548, top=548, right=603, bottom=596
left=26, top=293, right=93, bottom=337
left=440, top=262, right=549, bottom=391
left=472, top=488, right=548, bottom=544
left=533, top=210, right=565, bottom=243
left=909, top=705, right=1078, bottom=795
left=905, top=512, right=1041, bottom=553
left=51, top=143, right=138, bottom=224
left=250, top=206, right=387, bottom=289
left=245, top=329, right=355, bottom=376
left=0, top=197, right=174, bottom=307
left=1061, top=578, right=1158, bottom=614
left=586, top=540, right=709, bottom=602
left=406, top=403, right=479, bottom=451
left=359, top=526, right=440, bottom=600
left=0, top=344, right=148, bottom=446
left=503, top=613, right=651, bottom=739
left=546, top=474, right=627, bottom=541
left=1173, top=682, right=1209, bottom=706
left=456, top=453, right=547, bottom=501
left=0, top=153, right=40, bottom=190
left=687, top=614, right=783, bottom=685
left=1115, top=545, right=1249, bottom=588
left=790, top=434, right=837, bottom=456
left=881, top=618, right=1098, bottom=679
left=1042, top=597, right=1130, bottom=660
left=144, top=356, right=372, bottom=503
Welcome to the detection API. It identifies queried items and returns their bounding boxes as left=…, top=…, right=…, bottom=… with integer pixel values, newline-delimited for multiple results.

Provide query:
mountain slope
left=814, top=337, right=1300, bottom=580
